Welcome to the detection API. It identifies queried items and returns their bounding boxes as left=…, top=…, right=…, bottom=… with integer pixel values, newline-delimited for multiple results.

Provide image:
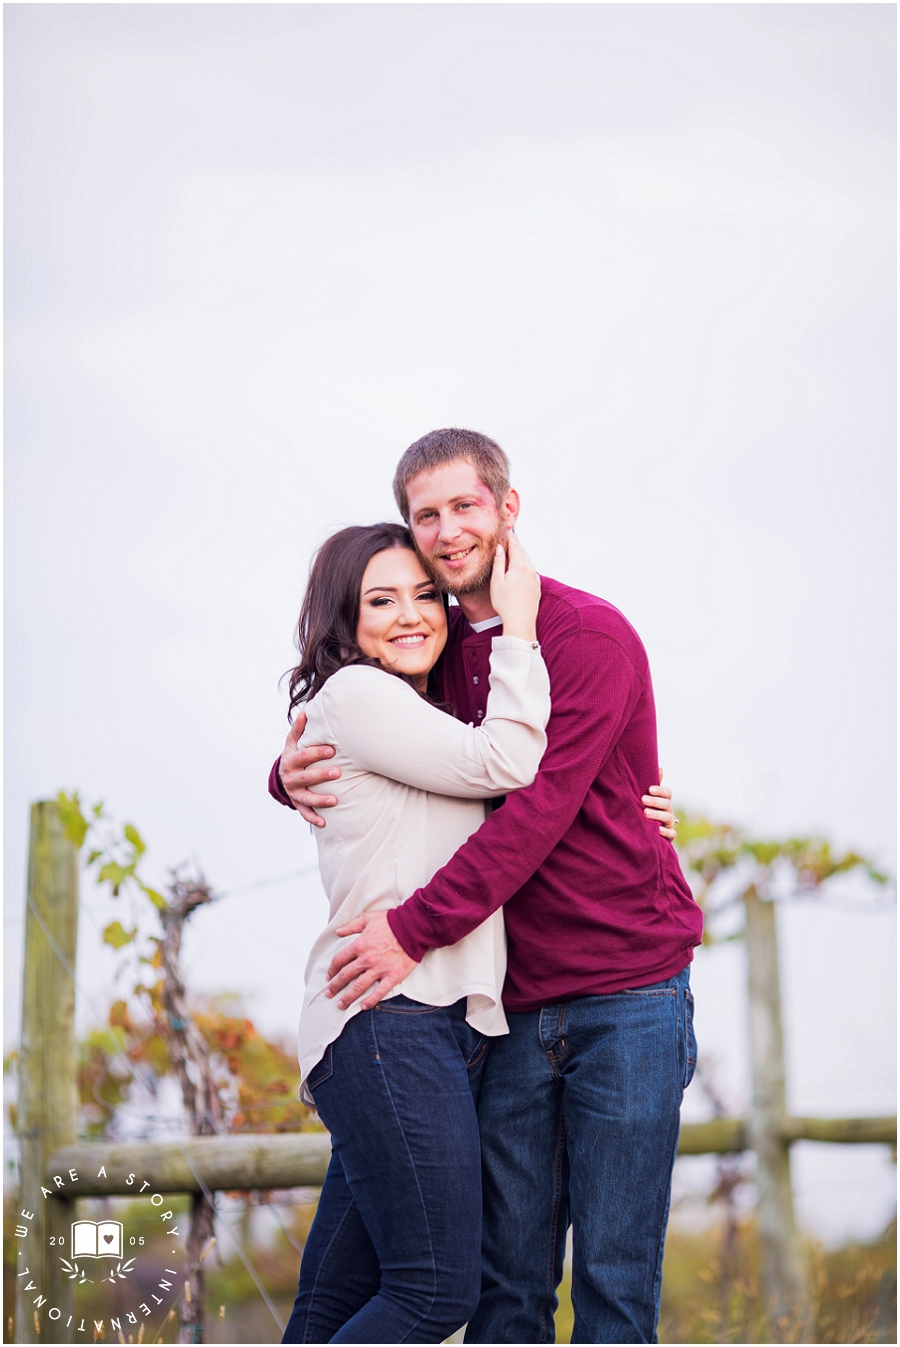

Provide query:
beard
left=418, top=523, right=506, bottom=597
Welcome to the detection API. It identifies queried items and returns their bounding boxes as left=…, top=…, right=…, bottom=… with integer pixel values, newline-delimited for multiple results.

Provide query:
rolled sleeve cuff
left=268, top=757, right=295, bottom=809
left=492, top=634, right=540, bottom=651
left=386, top=898, right=431, bottom=963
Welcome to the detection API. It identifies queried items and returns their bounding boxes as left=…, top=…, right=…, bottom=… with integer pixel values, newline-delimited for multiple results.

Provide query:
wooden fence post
left=16, top=801, right=80, bottom=1345
left=744, top=884, right=812, bottom=1342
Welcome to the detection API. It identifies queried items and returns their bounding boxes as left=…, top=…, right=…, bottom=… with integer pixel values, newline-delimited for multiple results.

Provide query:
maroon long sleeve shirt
left=269, top=575, right=702, bottom=1010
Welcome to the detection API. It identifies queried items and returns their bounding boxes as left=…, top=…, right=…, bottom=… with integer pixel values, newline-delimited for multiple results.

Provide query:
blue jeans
left=282, top=996, right=488, bottom=1344
left=466, top=966, right=696, bottom=1345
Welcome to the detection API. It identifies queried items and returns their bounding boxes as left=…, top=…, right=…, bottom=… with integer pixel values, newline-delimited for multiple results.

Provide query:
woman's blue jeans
left=282, top=996, right=488, bottom=1344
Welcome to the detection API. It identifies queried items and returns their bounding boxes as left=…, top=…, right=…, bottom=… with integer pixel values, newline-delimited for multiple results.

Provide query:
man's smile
left=438, top=545, right=477, bottom=567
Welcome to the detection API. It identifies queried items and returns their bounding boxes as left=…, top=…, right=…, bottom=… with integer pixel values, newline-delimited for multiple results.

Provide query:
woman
left=282, top=521, right=549, bottom=1345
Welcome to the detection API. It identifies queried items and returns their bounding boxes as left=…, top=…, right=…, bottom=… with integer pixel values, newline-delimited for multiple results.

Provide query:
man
left=269, top=428, right=701, bottom=1344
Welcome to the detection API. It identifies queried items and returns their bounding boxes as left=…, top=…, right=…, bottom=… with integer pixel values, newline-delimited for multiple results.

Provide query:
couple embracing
left=269, top=428, right=702, bottom=1344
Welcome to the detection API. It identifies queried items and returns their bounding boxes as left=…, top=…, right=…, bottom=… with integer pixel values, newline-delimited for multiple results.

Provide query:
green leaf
left=57, top=792, right=89, bottom=850
left=139, top=882, right=168, bottom=911
left=102, top=921, right=138, bottom=950
left=92, top=801, right=105, bottom=818
left=97, top=861, right=133, bottom=896
left=86, top=850, right=103, bottom=865
left=745, top=842, right=782, bottom=866
left=123, top=824, right=146, bottom=857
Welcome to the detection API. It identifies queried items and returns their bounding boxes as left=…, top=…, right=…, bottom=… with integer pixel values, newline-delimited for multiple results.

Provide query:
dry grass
left=655, top=1219, right=896, bottom=1345
left=549, top=1220, right=896, bottom=1344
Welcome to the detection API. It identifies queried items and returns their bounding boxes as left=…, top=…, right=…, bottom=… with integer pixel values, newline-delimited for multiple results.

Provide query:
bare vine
left=158, top=870, right=223, bottom=1343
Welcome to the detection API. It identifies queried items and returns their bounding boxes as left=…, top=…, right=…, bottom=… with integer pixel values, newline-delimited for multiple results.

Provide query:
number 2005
left=49, top=1235, right=145, bottom=1245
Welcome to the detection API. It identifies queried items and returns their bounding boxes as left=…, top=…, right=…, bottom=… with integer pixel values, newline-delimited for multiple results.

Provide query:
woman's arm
left=318, top=640, right=550, bottom=798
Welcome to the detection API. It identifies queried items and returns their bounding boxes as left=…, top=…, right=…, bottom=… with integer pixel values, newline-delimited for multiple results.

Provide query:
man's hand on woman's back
left=643, top=771, right=677, bottom=841
left=280, top=712, right=342, bottom=827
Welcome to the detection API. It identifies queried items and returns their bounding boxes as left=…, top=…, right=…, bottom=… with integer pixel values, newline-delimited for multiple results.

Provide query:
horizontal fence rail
left=675, top=1115, right=896, bottom=1156
left=47, top=1133, right=334, bottom=1196
left=46, top=1115, right=897, bottom=1196
left=778, top=1116, right=896, bottom=1146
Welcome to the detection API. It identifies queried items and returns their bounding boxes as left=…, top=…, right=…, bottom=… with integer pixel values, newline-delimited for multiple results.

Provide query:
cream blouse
left=296, top=635, right=550, bottom=1101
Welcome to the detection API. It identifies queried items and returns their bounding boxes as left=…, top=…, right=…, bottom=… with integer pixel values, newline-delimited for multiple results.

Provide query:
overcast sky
left=5, top=3, right=895, bottom=1244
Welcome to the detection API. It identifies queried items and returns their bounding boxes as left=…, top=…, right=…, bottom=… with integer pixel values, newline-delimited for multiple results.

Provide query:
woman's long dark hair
left=287, top=522, right=449, bottom=719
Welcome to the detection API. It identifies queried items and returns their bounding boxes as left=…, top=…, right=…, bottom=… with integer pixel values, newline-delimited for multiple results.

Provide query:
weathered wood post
left=744, top=883, right=811, bottom=1342
left=16, top=801, right=80, bottom=1345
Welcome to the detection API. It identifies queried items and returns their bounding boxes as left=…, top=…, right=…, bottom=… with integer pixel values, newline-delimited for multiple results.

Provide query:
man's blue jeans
left=466, top=966, right=696, bottom=1345
left=282, top=996, right=487, bottom=1344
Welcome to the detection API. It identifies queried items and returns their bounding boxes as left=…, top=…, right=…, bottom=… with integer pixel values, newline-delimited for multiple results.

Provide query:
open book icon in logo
left=71, top=1220, right=124, bottom=1259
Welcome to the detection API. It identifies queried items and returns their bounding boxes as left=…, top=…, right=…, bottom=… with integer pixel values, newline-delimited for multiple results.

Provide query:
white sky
left=5, top=4, right=896, bottom=1244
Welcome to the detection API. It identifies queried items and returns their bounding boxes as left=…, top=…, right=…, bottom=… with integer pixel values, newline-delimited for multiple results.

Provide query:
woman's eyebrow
left=362, top=581, right=435, bottom=596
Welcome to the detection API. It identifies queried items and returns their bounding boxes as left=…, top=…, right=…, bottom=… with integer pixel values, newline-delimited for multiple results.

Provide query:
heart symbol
left=103, top=1235, right=114, bottom=1245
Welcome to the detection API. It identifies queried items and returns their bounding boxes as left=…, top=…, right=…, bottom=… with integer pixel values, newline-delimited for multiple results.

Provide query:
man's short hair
left=393, top=428, right=511, bottom=523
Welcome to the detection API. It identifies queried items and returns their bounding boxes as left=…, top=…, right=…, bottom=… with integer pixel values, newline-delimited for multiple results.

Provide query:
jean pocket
left=683, top=990, right=697, bottom=1089
left=466, top=1036, right=490, bottom=1071
left=376, top=996, right=441, bottom=1015
left=621, top=981, right=677, bottom=995
left=307, top=1042, right=334, bottom=1093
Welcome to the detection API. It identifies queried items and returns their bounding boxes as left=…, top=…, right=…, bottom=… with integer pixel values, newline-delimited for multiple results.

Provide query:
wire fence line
left=5, top=867, right=893, bottom=933
left=3, top=864, right=324, bottom=932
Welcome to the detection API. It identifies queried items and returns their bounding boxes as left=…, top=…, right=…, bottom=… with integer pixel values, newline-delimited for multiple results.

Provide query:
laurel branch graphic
left=58, top=1258, right=93, bottom=1284
left=100, top=1258, right=136, bottom=1285
left=58, top=1255, right=136, bottom=1285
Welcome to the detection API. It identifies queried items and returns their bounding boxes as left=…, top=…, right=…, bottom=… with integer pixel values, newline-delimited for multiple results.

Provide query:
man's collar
left=468, top=615, right=503, bottom=633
